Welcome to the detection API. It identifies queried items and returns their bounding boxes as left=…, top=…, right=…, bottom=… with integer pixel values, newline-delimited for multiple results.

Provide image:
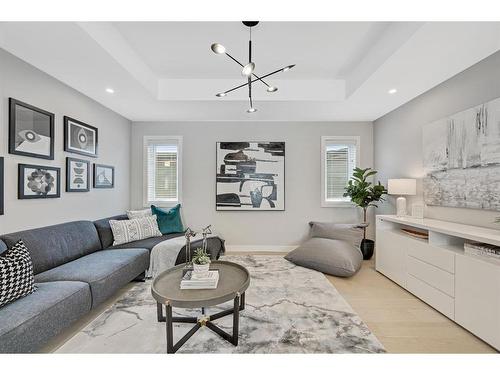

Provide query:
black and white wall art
left=64, top=116, right=98, bottom=157
left=93, top=164, right=114, bottom=189
left=66, top=157, right=90, bottom=192
left=0, top=157, right=4, bottom=215
left=423, top=96, right=500, bottom=210
left=18, top=164, right=61, bottom=199
left=9, top=98, right=55, bottom=160
left=216, top=142, right=285, bottom=211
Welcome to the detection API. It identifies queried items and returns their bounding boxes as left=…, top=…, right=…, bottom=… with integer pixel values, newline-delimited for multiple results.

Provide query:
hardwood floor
left=42, top=253, right=497, bottom=353
left=326, top=259, right=497, bottom=353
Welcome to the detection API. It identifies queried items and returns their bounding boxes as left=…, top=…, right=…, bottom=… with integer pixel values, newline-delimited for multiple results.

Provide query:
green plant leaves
left=343, top=167, right=388, bottom=209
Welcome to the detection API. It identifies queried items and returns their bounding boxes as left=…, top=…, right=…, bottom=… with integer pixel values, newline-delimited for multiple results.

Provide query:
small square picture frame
left=93, top=164, right=114, bottom=189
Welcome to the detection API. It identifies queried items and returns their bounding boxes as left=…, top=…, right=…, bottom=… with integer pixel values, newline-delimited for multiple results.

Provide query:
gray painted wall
left=131, top=121, right=374, bottom=249
left=374, top=50, right=500, bottom=229
left=0, top=48, right=132, bottom=234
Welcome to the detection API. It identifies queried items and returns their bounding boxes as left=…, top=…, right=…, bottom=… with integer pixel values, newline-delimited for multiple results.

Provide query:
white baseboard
left=225, top=245, right=298, bottom=253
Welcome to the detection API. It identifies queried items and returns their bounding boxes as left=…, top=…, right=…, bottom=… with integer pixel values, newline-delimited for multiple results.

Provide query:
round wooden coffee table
left=151, top=260, right=250, bottom=353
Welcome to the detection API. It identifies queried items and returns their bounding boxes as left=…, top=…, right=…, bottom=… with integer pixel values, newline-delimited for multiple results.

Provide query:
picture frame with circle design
left=64, top=116, right=98, bottom=158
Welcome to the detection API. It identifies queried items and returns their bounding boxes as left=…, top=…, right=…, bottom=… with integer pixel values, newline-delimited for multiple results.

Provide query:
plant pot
left=192, top=262, right=210, bottom=278
left=360, top=239, right=375, bottom=260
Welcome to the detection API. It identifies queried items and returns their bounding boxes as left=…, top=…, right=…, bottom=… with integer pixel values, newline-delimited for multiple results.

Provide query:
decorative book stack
left=464, top=242, right=500, bottom=260
left=180, top=270, right=219, bottom=290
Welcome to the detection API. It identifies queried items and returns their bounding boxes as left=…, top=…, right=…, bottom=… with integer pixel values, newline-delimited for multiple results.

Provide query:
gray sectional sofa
left=0, top=214, right=224, bottom=353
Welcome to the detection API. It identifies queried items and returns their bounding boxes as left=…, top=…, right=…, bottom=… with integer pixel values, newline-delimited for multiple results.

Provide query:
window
left=143, top=136, right=182, bottom=206
left=321, top=136, right=359, bottom=207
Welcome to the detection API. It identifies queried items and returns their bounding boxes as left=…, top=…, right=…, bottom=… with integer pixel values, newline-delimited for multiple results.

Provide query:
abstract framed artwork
left=216, top=142, right=285, bottom=211
left=93, top=164, right=114, bottom=189
left=9, top=98, right=55, bottom=160
left=0, top=157, right=4, bottom=215
left=64, top=116, right=98, bottom=158
left=423, top=96, right=500, bottom=211
left=66, top=157, right=90, bottom=192
left=18, top=164, right=61, bottom=199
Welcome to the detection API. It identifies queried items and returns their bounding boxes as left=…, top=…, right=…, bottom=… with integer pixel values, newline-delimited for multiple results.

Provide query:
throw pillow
left=309, top=222, right=365, bottom=249
left=284, top=238, right=363, bottom=277
left=151, top=204, right=184, bottom=235
left=110, top=215, right=162, bottom=246
left=126, top=208, right=153, bottom=220
left=0, top=240, right=37, bottom=307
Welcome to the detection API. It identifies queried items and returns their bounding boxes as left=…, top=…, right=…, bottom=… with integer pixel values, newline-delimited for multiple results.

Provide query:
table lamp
left=388, top=179, right=416, bottom=217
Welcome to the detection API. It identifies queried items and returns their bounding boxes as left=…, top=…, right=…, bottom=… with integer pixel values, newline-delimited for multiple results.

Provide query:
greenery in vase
left=192, top=248, right=211, bottom=265
left=343, top=167, right=388, bottom=239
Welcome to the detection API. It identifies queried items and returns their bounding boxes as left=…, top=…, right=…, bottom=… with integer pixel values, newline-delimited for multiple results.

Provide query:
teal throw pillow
left=151, top=204, right=184, bottom=235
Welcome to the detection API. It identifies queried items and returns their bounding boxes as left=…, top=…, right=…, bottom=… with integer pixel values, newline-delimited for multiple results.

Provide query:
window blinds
left=325, top=141, right=357, bottom=201
left=146, top=139, right=178, bottom=202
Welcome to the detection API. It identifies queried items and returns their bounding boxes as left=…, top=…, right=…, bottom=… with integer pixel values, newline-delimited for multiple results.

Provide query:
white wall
left=0, top=48, right=132, bottom=234
left=131, top=121, right=373, bottom=249
left=374, top=50, right=500, bottom=229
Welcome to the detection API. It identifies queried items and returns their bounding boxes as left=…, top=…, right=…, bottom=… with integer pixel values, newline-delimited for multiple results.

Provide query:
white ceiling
left=1, top=21, right=500, bottom=122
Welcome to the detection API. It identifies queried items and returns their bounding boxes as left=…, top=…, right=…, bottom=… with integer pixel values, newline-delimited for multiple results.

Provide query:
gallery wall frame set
left=64, top=116, right=98, bottom=158
left=9, top=98, right=55, bottom=160
left=93, top=164, right=115, bottom=189
left=18, top=164, right=61, bottom=199
left=66, top=157, right=90, bottom=192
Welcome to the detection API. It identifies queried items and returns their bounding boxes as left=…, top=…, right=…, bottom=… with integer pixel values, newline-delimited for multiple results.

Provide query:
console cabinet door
left=376, top=230, right=406, bottom=287
left=455, top=254, right=500, bottom=350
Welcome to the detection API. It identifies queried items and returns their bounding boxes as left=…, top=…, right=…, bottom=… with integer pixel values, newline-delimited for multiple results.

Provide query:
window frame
left=320, top=135, right=360, bottom=208
left=143, top=135, right=183, bottom=208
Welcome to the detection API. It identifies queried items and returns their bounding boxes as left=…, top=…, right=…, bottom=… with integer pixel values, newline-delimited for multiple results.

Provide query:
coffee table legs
left=159, top=292, right=245, bottom=354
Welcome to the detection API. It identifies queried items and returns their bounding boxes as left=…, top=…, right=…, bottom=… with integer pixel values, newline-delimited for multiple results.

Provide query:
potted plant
left=192, top=248, right=211, bottom=277
left=343, top=167, right=387, bottom=260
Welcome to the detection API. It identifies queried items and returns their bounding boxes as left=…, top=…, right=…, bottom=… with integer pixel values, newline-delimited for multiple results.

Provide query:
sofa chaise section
left=0, top=280, right=91, bottom=353
left=35, top=248, right=149, bottom=307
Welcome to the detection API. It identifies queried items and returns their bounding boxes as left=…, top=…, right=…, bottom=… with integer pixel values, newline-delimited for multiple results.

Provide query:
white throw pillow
left=110, top=215, right=162, bottom=246
left=126, top=208, right=152, bottom=220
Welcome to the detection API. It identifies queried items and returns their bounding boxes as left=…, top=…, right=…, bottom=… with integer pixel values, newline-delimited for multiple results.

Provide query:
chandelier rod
left=218, top=66, right=293, bottom=96
left=223, top=52, right=271, bottom=88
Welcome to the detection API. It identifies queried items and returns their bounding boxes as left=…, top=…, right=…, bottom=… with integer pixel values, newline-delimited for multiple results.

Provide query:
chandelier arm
left=224, top=52, right=271, bottom=88
left=217, top=66, right=290, bottom=96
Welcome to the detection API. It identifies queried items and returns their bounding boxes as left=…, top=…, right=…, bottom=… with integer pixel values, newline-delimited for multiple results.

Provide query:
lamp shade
left=388, top=179, right=416, bottom=195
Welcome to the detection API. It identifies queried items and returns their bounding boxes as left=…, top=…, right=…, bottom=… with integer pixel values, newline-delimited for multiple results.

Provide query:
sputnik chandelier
left=211, top=21, right=295, bottom=113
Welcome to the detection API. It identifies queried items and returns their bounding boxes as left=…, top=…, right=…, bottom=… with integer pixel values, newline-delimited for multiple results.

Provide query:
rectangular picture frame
left=64, top=116, right=98, bottom=158
left=0, top=157, right=4, bottom=215
left=9, top=98, right=55, bottom=160
left=18, top=163, right=61, bottom=199
left=66, top=157, right=90, bottom=192
left=93, top=164, right=114, bottom=189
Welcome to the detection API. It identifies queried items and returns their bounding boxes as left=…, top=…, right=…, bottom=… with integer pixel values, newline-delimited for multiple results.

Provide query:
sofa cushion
left=109, top=215, right=162, bottom=246
left=93, top=214, right=128, bottom=249
left=107, top=232, right=184, bottom=251
left=284, top=237, right=363, bottom=277
left=0, top=240, right=37, bottom=308
left=0, top=281, right=91, bottom=353
left=0, top=221, right=102, bottom=274
left=35, top=248, right=149, bottom=307
left=151, top=204, right=184, bottom=235
left=126, top=208, right=152, bottom=219
left=309, top=222, right=365, bottom=249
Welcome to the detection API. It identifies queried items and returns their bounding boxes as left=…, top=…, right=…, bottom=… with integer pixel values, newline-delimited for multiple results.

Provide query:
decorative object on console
left=423, top=96, right=500, bottom=211
left=388, top=178, right=416, bottom=217
left=18, top=164, right=61, bottom=199
left=464, top=241, right=500, bottom=260
left=151, top=204, right=184, bottom=234
left=211, top=21, right=295, bottom=113
left=64, top=116, right=98, bottom=157
left=9, top=98, right=54, bottom=160
left=109, top=215, right=162, bottom=246
left=400, top=228, right=429, bottom=240
left=66, top=157, right=90, bottom=192
left=0, top=157, right=3, bottom=215
left=343, top=167, right=387, bottom=260
left=0, top=240, right=36, bottom=308
left=411, top=202, right=424, bottom=219
left=93, top=164, right=114, bottom=188
left=216, top=141, right=285, bottom=211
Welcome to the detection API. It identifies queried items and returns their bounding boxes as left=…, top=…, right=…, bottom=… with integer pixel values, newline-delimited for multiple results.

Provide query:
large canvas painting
left=216, top=142, right=285, bottom=211
left=423, top=96, right=500, bottom=210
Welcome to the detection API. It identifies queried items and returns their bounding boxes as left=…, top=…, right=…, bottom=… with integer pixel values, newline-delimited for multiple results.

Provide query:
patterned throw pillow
left=126, top=208, right=152, bottom=220
left=110, top=215, right=162, bottom=246
left=0, top=240, right=37, bottom=308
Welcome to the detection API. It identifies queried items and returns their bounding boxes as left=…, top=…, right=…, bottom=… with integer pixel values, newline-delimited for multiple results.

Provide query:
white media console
left=376, top=215, right=500, bottom=350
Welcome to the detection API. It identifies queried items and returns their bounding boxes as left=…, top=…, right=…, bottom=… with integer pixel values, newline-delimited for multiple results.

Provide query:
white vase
left=192, top=262, right=210, bottom=278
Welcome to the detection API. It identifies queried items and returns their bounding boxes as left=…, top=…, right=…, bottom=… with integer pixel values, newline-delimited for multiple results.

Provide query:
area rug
left=56, top=255, right=385, bottom=353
